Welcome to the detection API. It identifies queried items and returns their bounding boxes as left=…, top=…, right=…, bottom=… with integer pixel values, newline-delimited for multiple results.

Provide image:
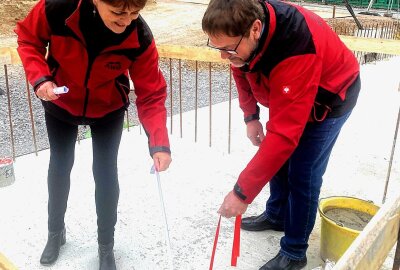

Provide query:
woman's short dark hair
left=202, top=0, right=265, bottom=37
left=99, top=0, right=147, bottom=9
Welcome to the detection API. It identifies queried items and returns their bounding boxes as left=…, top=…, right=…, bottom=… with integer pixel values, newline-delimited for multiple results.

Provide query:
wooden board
left=339, top=35, right=400, bottom=55
left=157, top=44, right=226, bottom=63
left=334, top=195, right=400, bottom=270
left=0, top=253, right=17, bottom=270
left=1, top=36, right=399, bottom=65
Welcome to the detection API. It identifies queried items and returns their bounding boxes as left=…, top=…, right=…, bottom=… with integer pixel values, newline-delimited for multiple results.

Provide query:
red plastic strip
left=209, top=215, right=222, bottom=270
left=231, top=215, right=242, bottom=266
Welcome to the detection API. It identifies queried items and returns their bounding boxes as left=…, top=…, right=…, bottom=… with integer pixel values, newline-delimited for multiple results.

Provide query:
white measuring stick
left=53, top=86, right=69, bottom=94
left=150, top=165, right=174, bottom=270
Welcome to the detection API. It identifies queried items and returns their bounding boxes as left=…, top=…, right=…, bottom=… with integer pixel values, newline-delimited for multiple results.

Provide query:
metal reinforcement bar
left=0, top=36, right=399, bottom=158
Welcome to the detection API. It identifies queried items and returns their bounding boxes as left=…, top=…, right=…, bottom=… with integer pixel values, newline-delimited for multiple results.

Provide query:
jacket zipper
left=82, top=56, right=94, bottom=120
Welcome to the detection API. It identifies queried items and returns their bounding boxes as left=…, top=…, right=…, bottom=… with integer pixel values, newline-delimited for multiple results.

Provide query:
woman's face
left=94, top=0, right=142, bottom=33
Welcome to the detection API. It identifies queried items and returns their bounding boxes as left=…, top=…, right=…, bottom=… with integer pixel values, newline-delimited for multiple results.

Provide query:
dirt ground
left=0, top=0, right=398, bottom=47
left=0, top=0, right=37, bottom=37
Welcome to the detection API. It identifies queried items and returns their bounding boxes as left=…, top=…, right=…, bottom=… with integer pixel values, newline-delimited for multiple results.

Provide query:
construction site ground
left=0, top=0, right=399, bottom=270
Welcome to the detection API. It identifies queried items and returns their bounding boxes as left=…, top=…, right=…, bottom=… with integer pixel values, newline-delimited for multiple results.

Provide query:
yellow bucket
left=318, top=196, right=379, bottom=262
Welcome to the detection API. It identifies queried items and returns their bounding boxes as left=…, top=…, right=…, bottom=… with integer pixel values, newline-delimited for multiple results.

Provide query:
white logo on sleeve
left=282, top=86, right=290, bottom=94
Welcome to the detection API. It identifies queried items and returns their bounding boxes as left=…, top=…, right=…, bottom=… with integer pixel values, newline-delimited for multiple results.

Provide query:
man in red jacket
left=202, top=0, right=360, bottom=269
left=15, top=0, right=171, bottom=269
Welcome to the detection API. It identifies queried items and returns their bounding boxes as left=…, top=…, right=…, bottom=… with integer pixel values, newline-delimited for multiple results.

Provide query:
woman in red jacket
left=203, top=0, right=360, bottom=269
left=15, top=0, right=171, bottom=269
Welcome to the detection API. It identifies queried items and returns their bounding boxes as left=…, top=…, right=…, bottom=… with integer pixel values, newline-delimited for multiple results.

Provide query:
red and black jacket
left=233, top=0, right=360, bottom=204
left=15, top=0, right=170, bottom=155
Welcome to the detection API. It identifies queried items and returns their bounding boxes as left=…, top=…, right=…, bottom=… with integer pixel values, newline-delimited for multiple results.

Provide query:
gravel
left=0, top=59, right=238, bottom=158
left=1, top=47, right=396, bottom=158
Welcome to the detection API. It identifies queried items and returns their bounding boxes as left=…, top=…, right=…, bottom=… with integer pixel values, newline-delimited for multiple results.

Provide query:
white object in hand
left=53, top=86, right=69, bottom=94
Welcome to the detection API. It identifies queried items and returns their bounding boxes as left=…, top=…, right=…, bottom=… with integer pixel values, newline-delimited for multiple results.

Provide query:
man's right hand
left=246, top=120, right=265, bottom=146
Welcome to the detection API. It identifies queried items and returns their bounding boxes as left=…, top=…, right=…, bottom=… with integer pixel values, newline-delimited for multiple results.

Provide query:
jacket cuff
left=149, top=146, right=171, bottom=157
left=33, top=76, right=54, bottom=92
left=244, top=105, right=260, bottom=124
left=233, top=183, right=247, bottom=201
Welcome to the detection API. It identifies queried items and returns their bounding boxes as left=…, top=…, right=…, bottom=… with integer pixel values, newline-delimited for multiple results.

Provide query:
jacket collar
left=64, top=0, right=140, bottom=50
left=65, top=0, right=86, bottom=45
left=247, top=0, right=276, bottom=71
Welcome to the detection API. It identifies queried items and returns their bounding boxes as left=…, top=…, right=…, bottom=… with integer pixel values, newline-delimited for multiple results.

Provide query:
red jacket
left=15, top=0, right=170, bottom=155
left=233, top=0, right=360, bottom=204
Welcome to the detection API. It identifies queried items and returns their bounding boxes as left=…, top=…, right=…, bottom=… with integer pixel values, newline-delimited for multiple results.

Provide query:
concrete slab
left=0, top=58, right=399, bottom=270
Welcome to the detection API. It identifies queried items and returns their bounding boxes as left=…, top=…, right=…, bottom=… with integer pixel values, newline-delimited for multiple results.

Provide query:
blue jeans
left=264, top=111, right=352, bottom=260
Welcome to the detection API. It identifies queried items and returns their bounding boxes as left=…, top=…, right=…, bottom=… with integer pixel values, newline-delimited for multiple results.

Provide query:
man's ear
left=252, top=19, right=263, bottom=40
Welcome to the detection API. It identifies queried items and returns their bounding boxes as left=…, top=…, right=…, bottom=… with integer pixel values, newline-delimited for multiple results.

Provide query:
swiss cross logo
left=282, top=86, right=290, bottom=94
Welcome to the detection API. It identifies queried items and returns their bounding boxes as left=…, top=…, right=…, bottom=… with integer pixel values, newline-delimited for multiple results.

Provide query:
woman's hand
left=153, top=152, right=172, bottom=172
left=36, top=81, right=59, bottom=101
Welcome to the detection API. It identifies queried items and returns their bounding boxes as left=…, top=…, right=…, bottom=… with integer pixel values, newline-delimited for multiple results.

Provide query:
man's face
left=207, top=20, right=262, bottom=67
left=94, top=0, right=141, bottom=34
left=208, top=35, right=253, bottom=67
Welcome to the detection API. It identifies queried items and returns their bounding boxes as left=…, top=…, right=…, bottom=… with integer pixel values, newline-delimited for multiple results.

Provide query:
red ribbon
left=209, top=215, right=242, bottom=270
left=209, top=215, right=221, bottom=270
left=231, top=215, right=242, bottom=266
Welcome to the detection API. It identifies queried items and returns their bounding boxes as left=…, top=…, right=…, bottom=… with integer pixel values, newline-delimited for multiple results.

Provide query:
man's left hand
left=218, top=191, right=248, bottom=218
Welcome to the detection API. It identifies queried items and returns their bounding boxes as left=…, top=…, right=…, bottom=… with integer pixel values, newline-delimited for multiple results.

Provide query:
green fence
left=305, top=0, right=400, bottom=9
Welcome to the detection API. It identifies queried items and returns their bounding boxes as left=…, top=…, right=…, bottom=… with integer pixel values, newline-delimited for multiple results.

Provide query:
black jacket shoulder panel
left=135, top=15, right=154, bottom=55
left=258, top=0, right=316, bottom=76
left=45, top=0, right=80, bottom=36
left=122, top=15, right=154, bottom=62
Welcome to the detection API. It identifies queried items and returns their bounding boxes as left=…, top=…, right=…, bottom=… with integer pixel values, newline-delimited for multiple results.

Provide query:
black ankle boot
left=241, top=213, right=284, bottom=232
left=40, top=228, right=66, bottom=265
left=99, top=241, right=116, bottom=270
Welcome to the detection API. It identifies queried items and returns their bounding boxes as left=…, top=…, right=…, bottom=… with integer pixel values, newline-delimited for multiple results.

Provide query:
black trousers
left=45, top=111, right=124, bottom=245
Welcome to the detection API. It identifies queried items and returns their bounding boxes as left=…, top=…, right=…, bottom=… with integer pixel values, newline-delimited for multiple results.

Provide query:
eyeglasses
left=207, top=35, right=245, bottom=55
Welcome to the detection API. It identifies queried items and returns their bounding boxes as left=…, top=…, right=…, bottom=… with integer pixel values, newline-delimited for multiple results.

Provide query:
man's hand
left=36, top=81, right=59, bottom=101
left=218, top=191, right=248, bottom=218
left=153, top=152, right=172, bottom=172
left=246, top=120, right=265, bottom=146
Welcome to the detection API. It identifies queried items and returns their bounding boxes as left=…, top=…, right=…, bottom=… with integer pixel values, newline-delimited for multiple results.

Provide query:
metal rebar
left=169, top=58, right=173, bottom=135
left=77, top=126, right=81, bottom=144
left=4, top=65, right=15, bottom=160
left=179, top=59, right=182, bottom=138
left=209, top=62, right=212, bottom=147
left=126, top=110, right=130, bottom=132
left=382, top=105, right=400, bottom=204
left=228, top=66, right=232, bottom=154
left=25, top=75, right=38, bottom=156
left=384, top=22, right=388, bottom=39
left=195, top=61, right=198, bottom=143
left=343, top=0, right=363, bottom=30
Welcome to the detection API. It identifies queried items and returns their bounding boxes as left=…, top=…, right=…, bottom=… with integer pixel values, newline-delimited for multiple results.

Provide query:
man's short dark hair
left=202, top=0, right=265, bottom=37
